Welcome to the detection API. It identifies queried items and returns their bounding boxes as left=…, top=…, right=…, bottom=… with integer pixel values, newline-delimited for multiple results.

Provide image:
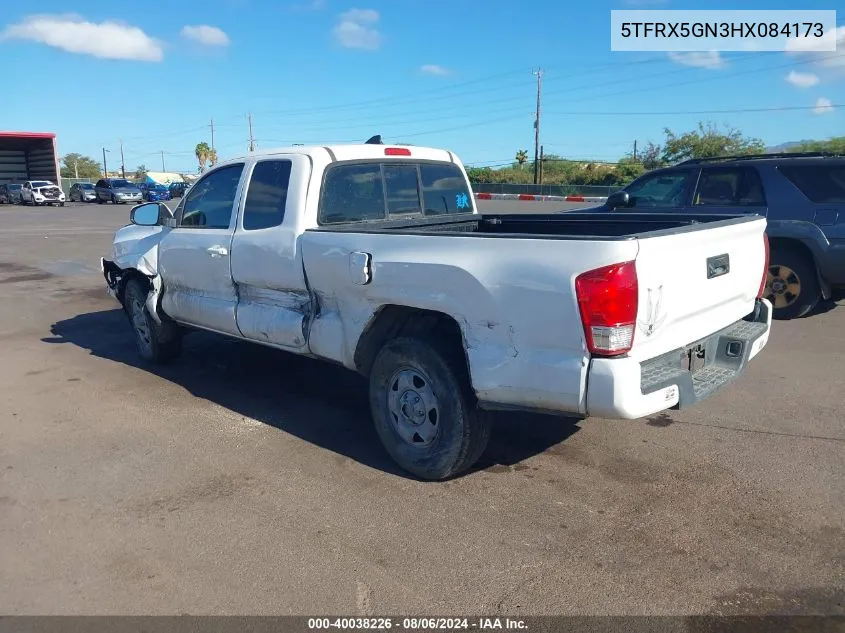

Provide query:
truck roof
left=226, top=143, right=458, bottom=165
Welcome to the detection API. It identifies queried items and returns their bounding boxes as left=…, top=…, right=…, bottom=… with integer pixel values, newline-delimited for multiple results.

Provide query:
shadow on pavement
left=43, top=309, right=581, bottom=479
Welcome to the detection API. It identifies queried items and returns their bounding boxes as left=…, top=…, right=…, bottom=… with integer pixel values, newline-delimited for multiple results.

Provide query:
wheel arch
left=353, top=305, right=471, bottom=384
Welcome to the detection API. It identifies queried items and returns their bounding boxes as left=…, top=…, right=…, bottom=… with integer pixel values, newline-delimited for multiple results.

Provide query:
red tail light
left=757, top=232, right=770, bottom=299
left=575, top=261, right=638, bottom=357
left=384, top=147, right=411, bottom=156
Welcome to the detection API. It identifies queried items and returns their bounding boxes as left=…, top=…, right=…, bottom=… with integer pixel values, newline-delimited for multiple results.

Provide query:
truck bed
left=308, top=212, right=761, bottom=240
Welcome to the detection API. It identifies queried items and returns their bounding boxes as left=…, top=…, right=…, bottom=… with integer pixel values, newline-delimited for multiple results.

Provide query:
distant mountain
left=766, top=140, right=813, bottom=152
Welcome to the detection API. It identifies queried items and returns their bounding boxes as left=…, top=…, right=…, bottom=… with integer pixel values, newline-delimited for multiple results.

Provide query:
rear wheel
left=765, top=246, right=820, bottom=320
left=369, top=335, right=490, bottom=480
left=123, top=278, right=182, bottom=363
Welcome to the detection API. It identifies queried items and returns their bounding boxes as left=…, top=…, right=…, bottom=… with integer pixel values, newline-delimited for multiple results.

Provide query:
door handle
left=207, top=245, right=229, bottom=257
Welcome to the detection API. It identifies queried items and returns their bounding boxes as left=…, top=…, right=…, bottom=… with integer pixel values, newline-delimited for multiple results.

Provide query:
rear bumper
left=586, top=299, right=772, bottom=419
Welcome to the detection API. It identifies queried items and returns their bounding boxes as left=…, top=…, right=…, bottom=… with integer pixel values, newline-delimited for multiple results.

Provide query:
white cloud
left=784, top=25, right=842, bottom=53
left=813, top=97, right=834, bottom=114
left=339, top=8, right=378, bottom=23
left=786, top=26, right=845, bottom=73
left=0, top=14, right=163, bottom=61
left=667, top=51, right=725, bottom=70
left=333, top=8, right=380, bottom=50
left=420, top=64, right=451, bottom=76
left=785, top=70, right=820, bottom=88
left=180, top=25, right=231, bottom=47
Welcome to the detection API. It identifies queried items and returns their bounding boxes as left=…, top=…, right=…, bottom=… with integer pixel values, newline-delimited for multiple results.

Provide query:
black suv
left=591, top=153, right=845, bottom=319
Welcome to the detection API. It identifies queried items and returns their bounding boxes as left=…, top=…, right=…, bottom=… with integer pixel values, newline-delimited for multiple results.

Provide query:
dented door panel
left=230, top=155, right=314, bottom=349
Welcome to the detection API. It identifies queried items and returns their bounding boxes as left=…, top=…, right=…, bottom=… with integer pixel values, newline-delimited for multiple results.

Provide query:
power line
left=214, top=51, right=802, bottom=139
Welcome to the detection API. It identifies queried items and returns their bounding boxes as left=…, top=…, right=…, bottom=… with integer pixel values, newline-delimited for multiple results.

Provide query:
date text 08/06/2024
left=307, top=617, right=528, bottom=630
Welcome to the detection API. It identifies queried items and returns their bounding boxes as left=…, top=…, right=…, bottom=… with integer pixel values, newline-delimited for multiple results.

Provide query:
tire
left=369, top=335, right=490, bottom=480
left=59, top=202, right=65, bottom=207
left=97, top=195, right=103, bottom=204
left=111, top=195, right=117, bottom=205
left=123, top=278, right=183, bottom=363
left=766, top=246, right=821, bottom=320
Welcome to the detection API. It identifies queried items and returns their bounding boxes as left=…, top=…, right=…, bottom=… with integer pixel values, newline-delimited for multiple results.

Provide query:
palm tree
left=208, top=148, right=219, bottom=168
left=195, top=142, right=211, bottom=173
left=515, top=149, right=528, bottom=169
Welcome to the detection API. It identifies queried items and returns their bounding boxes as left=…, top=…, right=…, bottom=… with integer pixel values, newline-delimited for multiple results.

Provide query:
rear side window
left=243, top=160, right=292, bottom=230
left=779, top=165, right=845, bottom=203
left=694, top=167, right=766, bottom=206
left=420, top=163, right=474, bottom=215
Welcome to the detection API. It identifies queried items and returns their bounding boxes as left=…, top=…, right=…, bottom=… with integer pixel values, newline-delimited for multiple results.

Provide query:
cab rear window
left=319, top=161, right=473, bottom=225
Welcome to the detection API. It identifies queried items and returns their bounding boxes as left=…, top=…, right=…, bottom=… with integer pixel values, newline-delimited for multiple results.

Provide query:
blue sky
left=0, top=0, right=842, bottom=173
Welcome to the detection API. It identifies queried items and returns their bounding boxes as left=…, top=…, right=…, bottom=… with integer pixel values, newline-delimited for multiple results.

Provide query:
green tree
left=60, top=153, right=102, bottom=179
left=195, top=142, right=211, bottom=173
left=208, top=148, right=219, bottom=168
left=135, top=164, right=148, bottom=180
left=661, top=122, right=765, bottom=164
left=515, top=149, right=528, bottom=169
left=639, top=142, right=664, bottom=170
left=615, top=156, right=646, bottom=183
left=787, top=136, right=845, bottom=154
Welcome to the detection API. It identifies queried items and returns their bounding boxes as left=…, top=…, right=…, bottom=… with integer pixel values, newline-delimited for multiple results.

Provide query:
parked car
left=69, top=182, right=97, bottom=202
left=140, top=183, right=172, bottom=202
left=0, top=184, right=20, bottom=204
left=94, top=178, right=143, bottom=205
left=101, top=143, right=771, bottom=480
left=3, top=183, right=23, bottom=203
left=168, top=181, right=191, bottom=198
left=583, top=152, right=845, bottom=320
left=20, top=180, right=65, bottom=206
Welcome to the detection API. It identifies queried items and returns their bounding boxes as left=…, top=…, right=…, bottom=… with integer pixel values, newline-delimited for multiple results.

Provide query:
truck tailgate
left=629, top=216, right=767, bottom=362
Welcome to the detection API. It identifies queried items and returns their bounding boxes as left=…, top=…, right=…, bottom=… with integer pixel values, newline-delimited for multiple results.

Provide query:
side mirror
left=130, top=202, right=172, bottom=226
left=606, top=190, right=630, bottom=210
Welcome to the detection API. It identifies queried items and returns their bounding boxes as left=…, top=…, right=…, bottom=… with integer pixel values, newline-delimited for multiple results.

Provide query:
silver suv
left=95, top=178, right=142, bottom=205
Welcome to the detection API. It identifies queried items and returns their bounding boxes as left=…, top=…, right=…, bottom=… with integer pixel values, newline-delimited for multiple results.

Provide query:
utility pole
left=633, top=140, right=638, bottom=161
left=119, top=139, right=126, bottom=179
left=248, top=112, right=255, bottom=152
left=539, top=145, right=545, bottom=186
left=532, top=67, right=543, bottom=186
left=160, top=151, right=166, bottom=172
left=210, top=118, right=215, bottom=152
left=102, top=147, right=109, bottom=177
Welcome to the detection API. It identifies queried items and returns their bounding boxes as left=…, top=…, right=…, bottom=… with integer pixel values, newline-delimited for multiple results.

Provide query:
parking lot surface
left=0, top=202, right=843, bottom=615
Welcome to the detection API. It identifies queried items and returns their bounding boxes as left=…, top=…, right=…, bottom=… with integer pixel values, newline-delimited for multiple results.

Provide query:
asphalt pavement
left=0, top=201, right=843, bottom=616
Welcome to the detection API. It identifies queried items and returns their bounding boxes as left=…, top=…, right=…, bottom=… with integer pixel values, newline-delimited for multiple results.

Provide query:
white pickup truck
left=101, top=142, right=772, bottom=479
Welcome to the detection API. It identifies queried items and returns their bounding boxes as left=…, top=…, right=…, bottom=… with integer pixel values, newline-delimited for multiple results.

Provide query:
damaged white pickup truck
left=102, top=142, right=772, bottom=479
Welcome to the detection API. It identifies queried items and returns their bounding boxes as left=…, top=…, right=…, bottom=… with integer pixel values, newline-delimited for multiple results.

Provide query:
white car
left=101, top=142, right=772, bottom=479
left=21, top=180, right=65, bottom=206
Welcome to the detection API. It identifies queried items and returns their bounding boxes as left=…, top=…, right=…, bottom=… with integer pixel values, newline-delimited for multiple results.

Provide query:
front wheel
left=765, top=247, right=821, bottom=320
left=123, top=278, right=183, bottom=363
left=369, top=336, right=490, bottom=480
